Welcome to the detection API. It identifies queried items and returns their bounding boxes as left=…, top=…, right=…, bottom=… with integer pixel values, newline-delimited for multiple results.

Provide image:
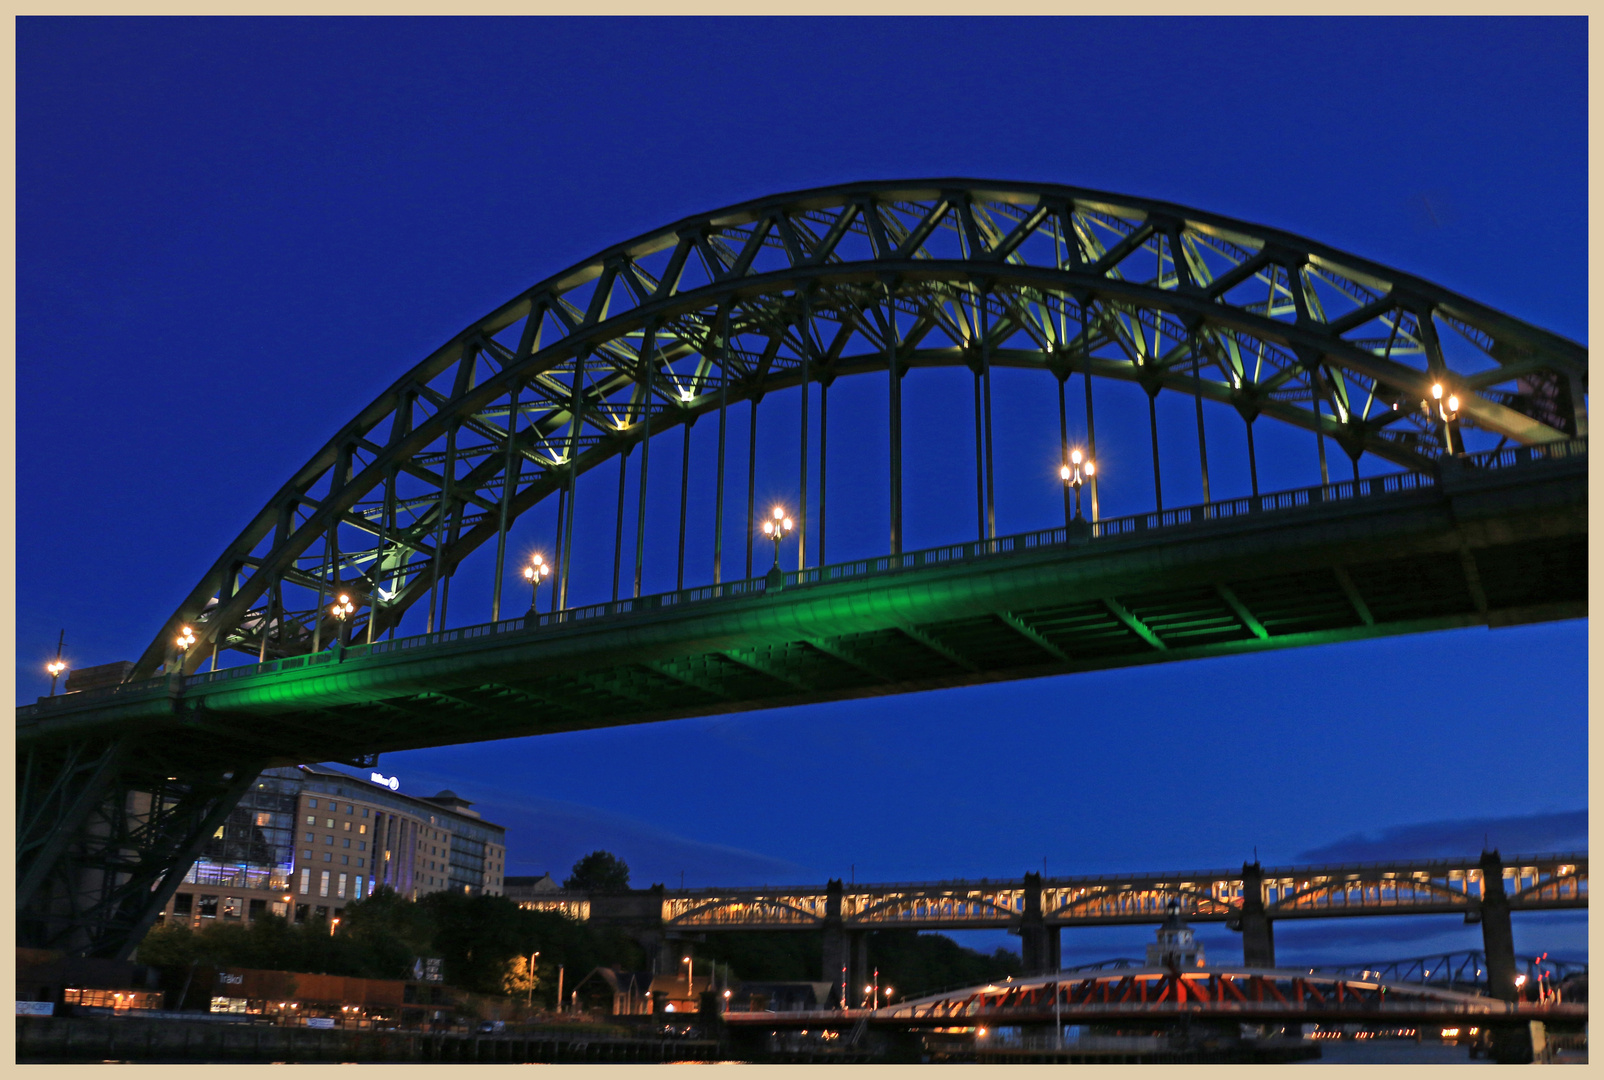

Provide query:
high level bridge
left=17, top=180, right=1586, bottom=960
left=521, top=851, right=1585, bottom=1002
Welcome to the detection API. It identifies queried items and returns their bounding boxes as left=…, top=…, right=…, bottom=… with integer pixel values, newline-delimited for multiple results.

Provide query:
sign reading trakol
left=370, top=772, right=400, bottom=791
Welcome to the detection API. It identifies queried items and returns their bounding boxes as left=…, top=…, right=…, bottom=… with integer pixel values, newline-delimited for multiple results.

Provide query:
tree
left=563, top=850, right=630, bottom=892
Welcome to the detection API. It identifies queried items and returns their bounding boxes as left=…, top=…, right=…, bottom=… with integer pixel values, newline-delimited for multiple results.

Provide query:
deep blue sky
left=17, top=17, right=1586, bottom=964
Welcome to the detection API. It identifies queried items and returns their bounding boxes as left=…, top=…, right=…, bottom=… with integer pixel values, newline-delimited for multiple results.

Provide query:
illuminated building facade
left=156, top=765, right=507, bottom=932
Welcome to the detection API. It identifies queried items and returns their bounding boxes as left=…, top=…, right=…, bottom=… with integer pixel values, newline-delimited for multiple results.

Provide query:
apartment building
left=158, top=765, right=507, bottom=931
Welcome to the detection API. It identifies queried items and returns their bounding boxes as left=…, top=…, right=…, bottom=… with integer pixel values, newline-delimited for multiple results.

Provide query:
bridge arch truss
left=138, top=180, right=1587, bottom=678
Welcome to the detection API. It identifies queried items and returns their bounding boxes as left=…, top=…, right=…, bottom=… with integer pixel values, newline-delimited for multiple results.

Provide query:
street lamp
left=1426, top=382, right=1461, bottom=455
left=173, top=625, right=196, bottom=674
left=1060, top=448, right=1095, bottom=521
left=527, top=951, right=540, bottom=1009
left=683, top=956, right=693, bottom=1002
left=761, top=506, right=793, bottom=568
left=329, top=593, right=355, bottom=647
left=523, top=555, right=552, bottom=614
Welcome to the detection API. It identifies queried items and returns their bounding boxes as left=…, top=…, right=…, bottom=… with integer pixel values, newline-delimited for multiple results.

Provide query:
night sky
left=17, top=17, right=1586, bottom=966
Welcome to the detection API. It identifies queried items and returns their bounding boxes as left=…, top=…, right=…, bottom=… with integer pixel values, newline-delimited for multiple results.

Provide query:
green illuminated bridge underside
left=17, top=442, right=1585, bottom=770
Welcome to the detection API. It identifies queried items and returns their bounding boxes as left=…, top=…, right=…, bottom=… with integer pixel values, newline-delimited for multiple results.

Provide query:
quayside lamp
left=761, top=505, right=793, bottom=568
left=1060, top=448, right=1095, bottom=520
left=524, top=554, right=553, bottom=613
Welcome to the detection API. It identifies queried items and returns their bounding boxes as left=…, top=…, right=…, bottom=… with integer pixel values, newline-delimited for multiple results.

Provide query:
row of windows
left=303, top=850, right=365, bottom=867
left=305, top=815, right=368, bottom=833
left=306, top=797, right=368, bottom=816
left=304, top=833, right=367, bottom=850
left=298, top=867, right=363, bottom=900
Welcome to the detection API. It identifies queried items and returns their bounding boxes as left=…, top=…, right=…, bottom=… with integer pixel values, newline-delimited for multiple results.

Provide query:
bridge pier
left=1478, top=850, right=1520, bottom=1001
left=1018, top=872, right=1053, bottom=975
left=850, top=932, right=869, bottom=1007
left=821, top=879, right=847, bottom=1003
left=1233, top=862, right=1275, bottom=968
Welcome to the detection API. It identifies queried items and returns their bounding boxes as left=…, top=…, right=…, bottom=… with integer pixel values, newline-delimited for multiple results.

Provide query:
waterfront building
left=156, top=765, right=507, bottom=932
left=503, top=873, right=562, bottom=901
left=1145, top=898, right=1205, bottom=968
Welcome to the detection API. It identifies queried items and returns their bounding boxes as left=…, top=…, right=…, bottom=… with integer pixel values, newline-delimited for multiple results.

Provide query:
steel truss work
left=1317, top=951, right=1588, bottom=995
left=130, top=180, right=1587, bottom=680
left=866, top=966, right=1577, bottom=1025
left=16, top=729, right=264, bottom=956
left=526, top=852, right=1587, bottom=932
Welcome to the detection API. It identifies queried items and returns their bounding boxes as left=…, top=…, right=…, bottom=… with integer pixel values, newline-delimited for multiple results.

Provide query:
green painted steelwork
left=20, top=439, right=1585, bottom=767
left=123, top=181, right=1586, bottom=684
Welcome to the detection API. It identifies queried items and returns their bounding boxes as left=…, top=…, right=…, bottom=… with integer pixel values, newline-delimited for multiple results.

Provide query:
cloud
left=321, top=761, right=812, bottom=889
left=1294, top=809, right=1586, bottom=864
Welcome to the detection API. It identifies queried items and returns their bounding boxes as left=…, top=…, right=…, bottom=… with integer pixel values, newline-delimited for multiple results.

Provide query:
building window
left=299, top=868, right=311, bottom=894
left=359, top=824, right=367, bottom=835
left=302, top=849, right=311, bottom=860
left=305, top=815, right=315, bottom=825
left=325, top=836, right=333, bottom=845
left=308, top=799, right=317, bottom=808
left=173, top=893, right=193, bottom=916
left=198, top=894, right=219, bottom=919
left=337, top=873, right=347, bottom=898
left=355, top=877, right=364, bottom=899
left=362, top=808, right=369, bottom=818
left=223, top=896, right=242, bottom=919
left=342, top=821, right=351, bottom=832
left=324, top=853, right=332, bottom=862
left=325, top=818, right=335, bottom=828
left=345, top=805, right=353, bottom=813
left=341, top=856, right=349, bottom=865
left=343, top=839, right=351, bottom=848
left=304, top=832, right=314, bottom=842
left=320, top=871, right=330, bottom=897
left=357, top=858, right=364, bottom=868
left=358, top=841, right=366, bottom=851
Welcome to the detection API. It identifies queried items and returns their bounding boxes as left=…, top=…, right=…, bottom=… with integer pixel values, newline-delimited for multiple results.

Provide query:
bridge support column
left=1018, top=872, right=1051, bottom=975
left=1233, top=862, right=1275, bottom=968
left=820, top=878, right=847, bottom=1004
left=850, top=932, right=869, bottom=1008
left=1479, top=850, right=1519, bottom=1002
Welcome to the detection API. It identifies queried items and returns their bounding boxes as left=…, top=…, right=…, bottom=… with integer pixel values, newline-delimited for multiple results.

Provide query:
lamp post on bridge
left=761, top=505, right=792, bottom=591
left=172, top=624, right=196, bottom=676
left=329, top=592, right=354, bottom=652
left=46, top=629, right=66, bottom=696
left=1060, top=448, right=1094, bottom=521
left=524, top=554, right=552, bottom=618
left=1427, top=382, right=1461, bottom=456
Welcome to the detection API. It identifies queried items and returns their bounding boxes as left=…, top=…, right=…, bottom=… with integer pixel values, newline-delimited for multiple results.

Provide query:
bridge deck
left=17, top=441, right=1587, bottom=777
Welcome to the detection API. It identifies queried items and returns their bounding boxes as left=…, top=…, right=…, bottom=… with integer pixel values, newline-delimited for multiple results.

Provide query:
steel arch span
left=134, top=179, right=1587, bottom=679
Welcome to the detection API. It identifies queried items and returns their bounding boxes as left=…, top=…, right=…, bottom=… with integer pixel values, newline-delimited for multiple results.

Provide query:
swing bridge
left=16, top=180, right=1587, bottom=961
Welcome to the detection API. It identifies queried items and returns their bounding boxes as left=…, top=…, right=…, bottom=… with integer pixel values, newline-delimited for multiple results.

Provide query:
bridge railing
left=26, top=438, right=1583, bottom=708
